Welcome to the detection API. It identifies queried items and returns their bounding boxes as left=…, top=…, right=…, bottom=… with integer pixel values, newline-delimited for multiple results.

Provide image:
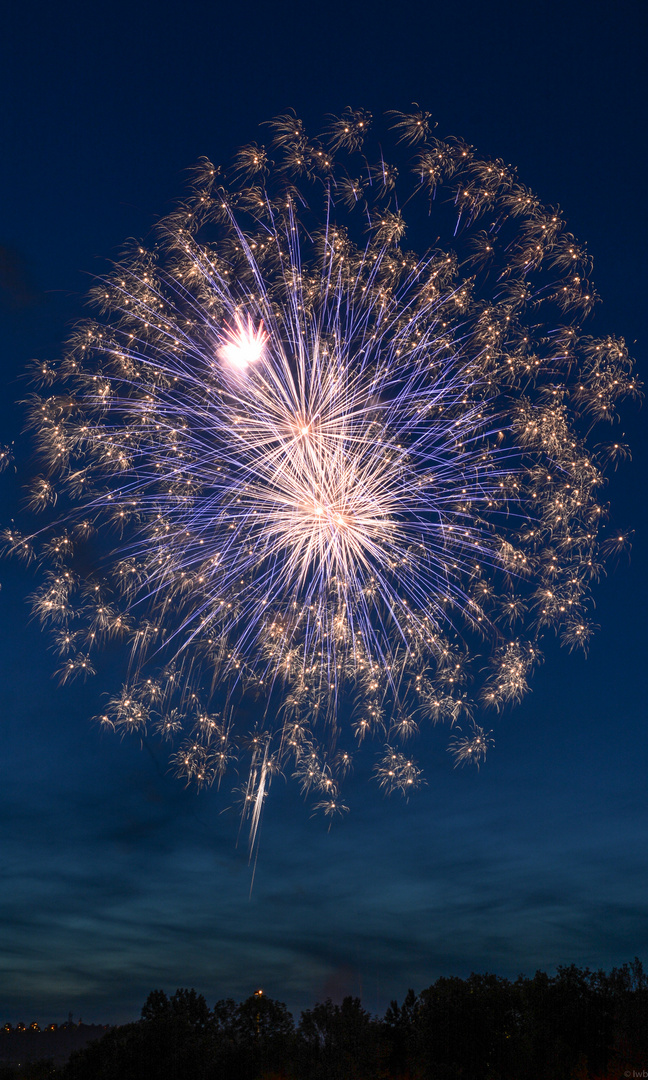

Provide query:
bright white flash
left=218, top=313, right=268, bottom=369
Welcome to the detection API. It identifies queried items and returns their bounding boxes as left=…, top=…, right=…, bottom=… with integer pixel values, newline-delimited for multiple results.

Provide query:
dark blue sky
left=1, top=0, right=647, bottom=1025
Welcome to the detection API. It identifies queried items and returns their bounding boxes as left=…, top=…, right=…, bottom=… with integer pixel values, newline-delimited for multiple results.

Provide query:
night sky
left=1, top=0, right=647, bottom=1026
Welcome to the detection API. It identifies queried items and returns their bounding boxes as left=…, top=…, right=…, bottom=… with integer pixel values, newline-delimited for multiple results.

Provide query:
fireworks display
left=3, top=107, right=638, bottom=832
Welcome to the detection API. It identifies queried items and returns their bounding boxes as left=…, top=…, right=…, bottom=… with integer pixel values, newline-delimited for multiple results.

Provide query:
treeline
left=4, top=960, right=648, bottom=1080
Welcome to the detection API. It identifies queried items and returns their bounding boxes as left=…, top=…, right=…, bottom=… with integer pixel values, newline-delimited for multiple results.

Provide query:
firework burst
left=4, top=106, right=639, bottom=836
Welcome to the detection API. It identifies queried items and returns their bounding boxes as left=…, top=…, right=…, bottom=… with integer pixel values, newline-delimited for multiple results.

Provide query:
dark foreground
left=2, top=961, right=648, bottom=1079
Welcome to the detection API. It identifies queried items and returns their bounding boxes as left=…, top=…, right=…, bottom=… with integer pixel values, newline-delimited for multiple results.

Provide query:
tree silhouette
left=52, top=962, right=648, bottom=1080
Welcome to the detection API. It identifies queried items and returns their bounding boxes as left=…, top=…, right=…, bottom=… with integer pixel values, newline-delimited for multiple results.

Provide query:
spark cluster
left=4, top=107, right=638, bottom=832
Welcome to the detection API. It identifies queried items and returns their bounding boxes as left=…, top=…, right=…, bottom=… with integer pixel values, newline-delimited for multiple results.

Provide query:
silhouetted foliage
left=20, top=959, right=645, bottom=1080
left=211, top=992, right=295, bottom=1078
left=63, top=990, right=214, bottom=1080
left=298, top=996, right=381, bottom=1078
left=0, top=1063, right=58, bottom=1080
